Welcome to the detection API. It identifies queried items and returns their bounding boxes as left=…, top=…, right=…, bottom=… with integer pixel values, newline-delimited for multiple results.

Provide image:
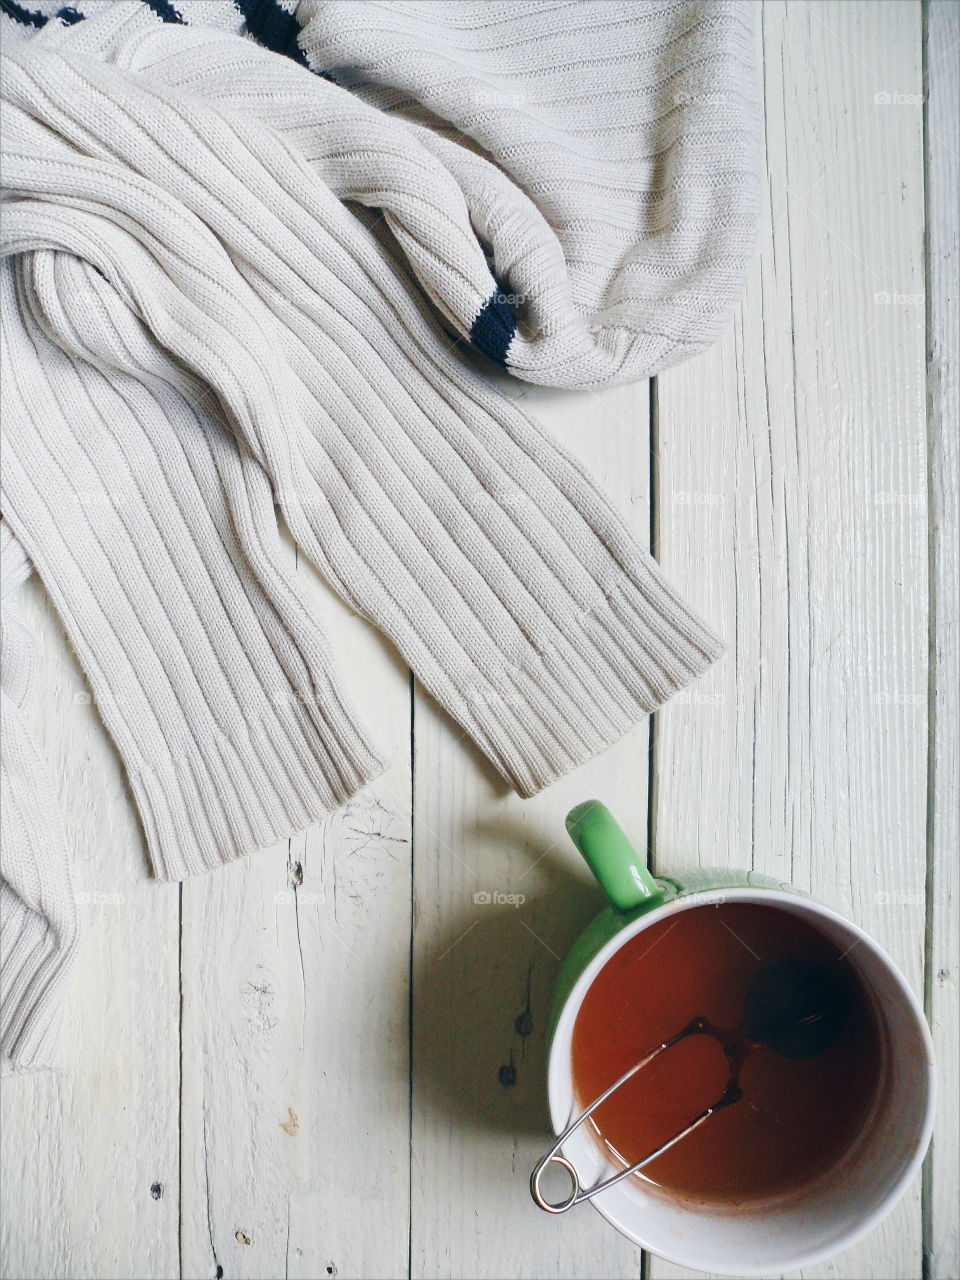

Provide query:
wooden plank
left=177, top=535, right=412, bottom=1280
left=649, top=3, right=929, bottom=1279
left=2, top=7, right=949, bottom=1280
left=409, top=377, right=657, bottom=1280
left=922, top=3, right=960, bottom=1276
left=0, top=577, right=180, bottom=1280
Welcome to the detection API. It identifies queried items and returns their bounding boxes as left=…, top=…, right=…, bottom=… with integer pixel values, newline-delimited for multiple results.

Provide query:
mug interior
left=548, top=889, right=935, bottom=1276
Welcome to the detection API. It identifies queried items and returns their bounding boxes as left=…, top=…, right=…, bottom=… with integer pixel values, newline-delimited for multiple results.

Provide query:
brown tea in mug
left=571, top=902, right=885, bottom=1207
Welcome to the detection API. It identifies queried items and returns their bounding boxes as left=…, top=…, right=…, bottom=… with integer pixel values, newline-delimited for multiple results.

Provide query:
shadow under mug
left=541, top=802, right=935, bottom=1277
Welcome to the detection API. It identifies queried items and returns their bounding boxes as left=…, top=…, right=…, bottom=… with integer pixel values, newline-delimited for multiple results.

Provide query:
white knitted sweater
left=0, top=0, right=761, bottom=1072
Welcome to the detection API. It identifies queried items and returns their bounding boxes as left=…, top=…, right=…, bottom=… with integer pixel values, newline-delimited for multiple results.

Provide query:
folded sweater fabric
left=0, top=0, right=762, bottom=1072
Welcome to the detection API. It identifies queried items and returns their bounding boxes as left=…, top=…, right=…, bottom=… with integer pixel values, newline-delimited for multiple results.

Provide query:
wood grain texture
left=409, top=377, right=653, bottom=1280
left=1, top=4, right=955, bottom=1279
left=922, top=3, right=960, bottom=1277
left=178, top=538, right=413, bottom=1280
left=0, top=579, right=180, bottom=1280
left=648, top=3, right=929, bottom=1278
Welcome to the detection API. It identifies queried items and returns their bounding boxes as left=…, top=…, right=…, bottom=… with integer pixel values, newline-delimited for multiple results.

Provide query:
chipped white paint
left=0, top=4, right=956, bottom=1280
left=176, top=544, right=413, bottom=1280
left=0, top=579, right=180, bottom=1280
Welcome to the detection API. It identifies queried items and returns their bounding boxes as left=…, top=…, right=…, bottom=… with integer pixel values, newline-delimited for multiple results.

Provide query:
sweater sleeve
left=1, top=33, right=723, bottom=808
left=1, top=254, right=385, bottom=883
left=0, top=523, right=79, bottom=1074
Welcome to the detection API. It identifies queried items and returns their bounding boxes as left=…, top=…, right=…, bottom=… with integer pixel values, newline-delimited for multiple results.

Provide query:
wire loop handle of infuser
left=530, top=1018, right=742, bottom=1214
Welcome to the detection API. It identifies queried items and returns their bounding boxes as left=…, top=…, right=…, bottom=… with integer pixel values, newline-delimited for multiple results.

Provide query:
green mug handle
left=565, top=800, right=663, bottom=914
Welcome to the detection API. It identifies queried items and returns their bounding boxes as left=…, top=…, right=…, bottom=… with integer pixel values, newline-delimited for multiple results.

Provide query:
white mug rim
left=547, top=886, right=936, bottom=1276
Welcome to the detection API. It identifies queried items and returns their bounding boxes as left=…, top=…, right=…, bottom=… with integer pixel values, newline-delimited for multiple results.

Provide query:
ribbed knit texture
left=0, top=0, right=760, bottom=1072
left=1, top=524, right=79, bottom=1073
left=297, top=0, right=762, bottom=383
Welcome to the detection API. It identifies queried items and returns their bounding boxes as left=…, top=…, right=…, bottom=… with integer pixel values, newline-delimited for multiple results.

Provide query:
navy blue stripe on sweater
left=0, top=0, right=181, bottom=25
left=0, top=0, right=52, bottom=26
left=143, top=0, right=183, bottom=23
left=232, top=0, right=307, bottom=66
left=470, top=289, right=517, bottom=368
left=0, top=0, right=330, bottom=77
left=0, top=0, right=302, bottom=37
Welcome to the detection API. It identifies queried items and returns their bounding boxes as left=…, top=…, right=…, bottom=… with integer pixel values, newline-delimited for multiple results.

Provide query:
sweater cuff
left=0, top=882, right=79, bottom=1075
left=128, top=675, right=386, bottom=882
left=450, top=556, right=722, bottom=797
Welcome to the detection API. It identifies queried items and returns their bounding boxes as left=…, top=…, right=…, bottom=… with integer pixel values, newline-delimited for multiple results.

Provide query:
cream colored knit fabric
left=296, top=0, right=762, bottom=385
left=0, top=0, right=760, bottom=1072
left=1, top=524, right=79, bottom=1073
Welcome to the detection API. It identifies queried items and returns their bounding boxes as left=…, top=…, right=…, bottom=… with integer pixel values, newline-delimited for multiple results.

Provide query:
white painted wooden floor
left=2, top=3, right=957, bottom=1279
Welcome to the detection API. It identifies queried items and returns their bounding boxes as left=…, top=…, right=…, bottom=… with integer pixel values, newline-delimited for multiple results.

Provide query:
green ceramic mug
left=532, top=801, right=935, bottom=1276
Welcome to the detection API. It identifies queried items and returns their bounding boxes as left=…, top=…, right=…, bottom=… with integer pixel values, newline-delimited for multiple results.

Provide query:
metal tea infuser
left=531, top=957, right=849, bottom=1213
